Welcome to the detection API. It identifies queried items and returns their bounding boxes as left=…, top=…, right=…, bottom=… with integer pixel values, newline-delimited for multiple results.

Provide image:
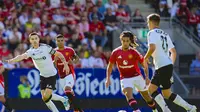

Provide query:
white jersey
left=147, top=28, right=174, bottom=69
left=26, top=43, right=57, bottom=77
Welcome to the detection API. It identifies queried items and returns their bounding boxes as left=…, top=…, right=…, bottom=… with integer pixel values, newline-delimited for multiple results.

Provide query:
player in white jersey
left=144, top=13, right=197, bottom=112
left=5, top=32, right=70, bottom=112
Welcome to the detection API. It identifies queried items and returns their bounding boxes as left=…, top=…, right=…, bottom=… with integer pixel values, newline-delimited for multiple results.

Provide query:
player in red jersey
left=0, top=61, right=14, bottom=112
left=105, top=31, right=158, bottom=112
left=54, top=34, right=83, bottom=112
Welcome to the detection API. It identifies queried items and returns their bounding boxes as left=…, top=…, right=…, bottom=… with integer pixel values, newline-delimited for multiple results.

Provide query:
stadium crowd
left=0, top=0, right=132, bottom=69
left=147, top=0, right=200, bottom=37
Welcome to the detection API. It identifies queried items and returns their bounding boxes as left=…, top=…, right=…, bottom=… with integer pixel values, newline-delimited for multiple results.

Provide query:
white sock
left=45, top=100, right=59, bottom=112
left=51, top=93, right=65, bottom=102
left=173, top=95, right=192, bottom=110
left=154, top=94, right=167, bottom=111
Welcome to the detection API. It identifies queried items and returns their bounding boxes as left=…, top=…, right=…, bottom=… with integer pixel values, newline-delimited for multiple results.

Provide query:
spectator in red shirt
left=0, top=43, right=11, bottom=60
left=60, top=26, right=71, bottom=41
left=74, top=1, right=84, bottom=16
left=176, top=0, right=190, bottom=24
left=89, top=15, right=108, bottom=47
left=116, top=6, right=130, bottom=23
left=65, top=6, right=80, bottom=22
left=188, top=8, right=199, bottom=36
left=85, top=0, right=94, bottom=13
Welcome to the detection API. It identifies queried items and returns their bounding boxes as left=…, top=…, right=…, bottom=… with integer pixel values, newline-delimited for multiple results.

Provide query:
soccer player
left=54, top=34, right=83, bottom=112
left=0, top=60, right=14, bottom=112
left=5, top=32, right=70, bottom=112
left=105, top=31, right=158, bottom=112
left=144, top=13, right=197, bottom=112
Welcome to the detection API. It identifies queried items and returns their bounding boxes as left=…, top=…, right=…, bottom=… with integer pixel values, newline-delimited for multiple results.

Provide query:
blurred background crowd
left=0, top=0, right=133, bottom=69
left=0, top=0, right=200, bottom=96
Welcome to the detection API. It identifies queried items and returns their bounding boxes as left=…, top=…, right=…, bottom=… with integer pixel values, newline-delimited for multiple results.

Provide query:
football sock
left=152, top=91, right=167, bottom=111
left=65, top=90, right=83, bottom=112
left=128, top=98, right=139, bottom=111
left=169, top=93, right=192, bottom=110
left=51, top=93, right=65, bottom=102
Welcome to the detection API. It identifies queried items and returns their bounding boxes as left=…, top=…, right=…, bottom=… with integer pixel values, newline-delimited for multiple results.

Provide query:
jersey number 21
left=161, top=35, right=168, bottom=53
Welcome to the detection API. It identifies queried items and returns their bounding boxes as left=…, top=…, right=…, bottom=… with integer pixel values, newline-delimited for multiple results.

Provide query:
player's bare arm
left=169, top=48, right=177, bottom=64
left=144, top=44, right=156, bottom=61
left=105, top=62, right=114, bottom=88
left=71, top=54, right=79, bottom=64
left=6, top=53, right=29, bottom=63
left=0, top=65, right=5, bottom=74
left=141, top=61, right=150, bottom=85
left=54, top=51, right=70, bottom=74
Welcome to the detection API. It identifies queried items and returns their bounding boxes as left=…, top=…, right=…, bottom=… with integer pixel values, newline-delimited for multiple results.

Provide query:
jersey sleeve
left=134, top=50, right=144, bottom=64
left=167, top=36, right=175, bottom=50
left=109, top=51, right=116, bottom=64
left=25, top=49, right=32, bottom=58
left=147, top=31, right=157, bottom=46
left=45, top=45, right=56, bottom=55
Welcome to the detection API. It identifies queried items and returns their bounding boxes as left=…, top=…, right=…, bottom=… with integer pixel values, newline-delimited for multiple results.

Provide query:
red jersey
left=89, top=21, right=105, bottom=35
left=109, top=46, right=144, bottom=79
left=0, top=61, right=4, bottom=83
left=54, top=47, right=76, bottom=79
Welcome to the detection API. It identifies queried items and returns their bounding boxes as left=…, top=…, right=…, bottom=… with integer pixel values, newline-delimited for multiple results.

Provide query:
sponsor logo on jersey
left=33, top=56, right=46, bottom=60
left=123, top=60, right=128, bottom=65
left=119, top=65, right=134, bottom=69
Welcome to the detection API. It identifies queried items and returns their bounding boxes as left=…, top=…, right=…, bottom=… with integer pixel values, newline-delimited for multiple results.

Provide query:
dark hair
left=120, top=31, right=138, bottom=48
left=28, top=32, right=39, bottom=39
left=56, top=34, right=64, bottom=39
left=147, top=13, right=160, bottom=25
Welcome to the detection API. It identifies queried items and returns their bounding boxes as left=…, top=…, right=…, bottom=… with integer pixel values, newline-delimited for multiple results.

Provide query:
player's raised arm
left=54, top=51, right=70, bottom=74
left=71, top=54, right=79, bottom=64
left=6, top=53, right=29, bottom=64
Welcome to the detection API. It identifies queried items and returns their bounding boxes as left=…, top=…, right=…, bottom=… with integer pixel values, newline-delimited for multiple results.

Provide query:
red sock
left=65, top=90, right=83, bottom=112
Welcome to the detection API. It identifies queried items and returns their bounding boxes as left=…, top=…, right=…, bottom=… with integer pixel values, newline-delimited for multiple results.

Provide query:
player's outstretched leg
left=64, top=87, right=83, bottom=112
left=148, top=84, right=171, bottom=112
left=123, top=87, right=140, bottom=112
left=140, top=90, right=158, bottom=112
left=51, top=93, right=70, bottom=110
left=0, top=96, right=14, bottom=112
left=41, top=89, right=59, bottom=112
left=162, top=89, right=197, bottom=112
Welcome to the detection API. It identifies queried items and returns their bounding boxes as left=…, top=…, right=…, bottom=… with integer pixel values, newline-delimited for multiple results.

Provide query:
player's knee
left=42, top=94, right=52, bottom=103
left=65, top=86, right=72, bottom=91
left=140, top=91, right=152, bottom=102
left=148, top=84, right=158, bottom=95
left=162, top=89, right=172, bottom=99
left=0, top=96, right=6, bottom=103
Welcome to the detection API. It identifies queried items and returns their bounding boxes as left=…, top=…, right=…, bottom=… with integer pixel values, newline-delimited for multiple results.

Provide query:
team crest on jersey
left=66, top=52, right=69, bottom=56
left=128, top=54, right=133, bottom=59
left=123, top=60, right=128, bottom=65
